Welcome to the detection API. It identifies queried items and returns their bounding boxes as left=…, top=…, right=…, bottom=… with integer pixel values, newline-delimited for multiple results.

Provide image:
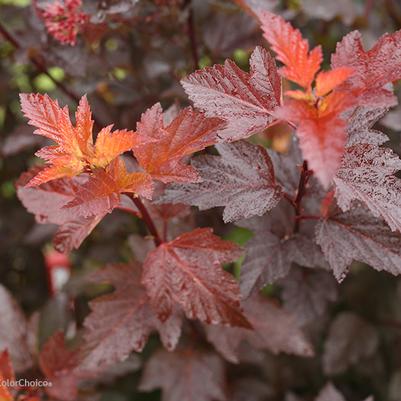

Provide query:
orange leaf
left=20, top=94, right=138, bottom=186
left=315, top=67, right=354, bottom=97
left=0, top=351, right=15, bottom=401
left=133, top=103, right=222, bottom=183
left=259, top=11, right=322, bottom=90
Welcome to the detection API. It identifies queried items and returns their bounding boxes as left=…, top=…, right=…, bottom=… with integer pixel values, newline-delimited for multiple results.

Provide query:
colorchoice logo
left=0, top=379, right=53, bottom=388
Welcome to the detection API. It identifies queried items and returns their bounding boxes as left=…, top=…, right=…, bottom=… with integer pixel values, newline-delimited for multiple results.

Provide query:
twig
left=0, top=22, right=102, bottom=128
left=126, top=193, right=163, bottom=247
left=184, top=0, right=199, bottom=70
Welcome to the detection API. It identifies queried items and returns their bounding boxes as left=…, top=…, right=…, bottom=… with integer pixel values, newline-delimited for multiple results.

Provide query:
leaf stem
left=126, top=193, right=163, bottom=247
left=293, top=160, right=312, bottom=232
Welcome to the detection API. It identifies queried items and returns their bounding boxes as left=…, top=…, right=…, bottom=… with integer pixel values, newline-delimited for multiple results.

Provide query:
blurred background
left=2, top=0, right=401, bottom=400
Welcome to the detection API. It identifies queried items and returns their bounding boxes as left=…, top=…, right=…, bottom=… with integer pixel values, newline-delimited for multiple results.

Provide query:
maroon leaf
left=315, top=205, right=401, bottom=282
left=0, top=285, right=33, bottom=373
left=315, top=383, right=345, bottom=401
left=80, top=264, right=182, bottom=371
left=181, top=46, right=281, bottom=141
left=331, top=30, right=401, bottom=107
left=280, top=267, right=338, bottom=326
left=205, top=293, right=314, bottom=363
left=239, top=202, right=326, bottom=297
left=334, top=143, right=401, bottom=232
left=322, top=312, right=378, bottom=375
left=160, top=141, right=282, bottom=222
left=142, top=228, right=250, bottom=328
left=39, top=332, right=81, bottom=401
left=139, top=348, right=227, bottom=401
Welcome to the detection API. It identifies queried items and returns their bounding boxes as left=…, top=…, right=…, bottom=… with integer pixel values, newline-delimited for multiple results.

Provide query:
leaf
left=334, top=143, right=401, bottom=232
left=259, top=11, right=322, bottom=89
left=239, top=203, right=326, bottom=297
left=133, top=103, right=222, bottom=182
left=159, top=141, right=282, bottom=223
left=80, top=264, right=182, bottom=371
left=280, top=267, right=338, bottom=326
left=274, top=94, right=352, bottom=188
left=346, top=106, right=389, bottom=146
left=331, top=30, right=401, bottom=107
left=142, top=228, right=250, bottom=327
left=315, top=67, right=354, bottom=97
left=181, top=46, right=281, bottom=141
left=39, top=332, right=81, bottom=401
left=315, top=383, right=345, bottom=401
left=19, top=94, right=138, bottom=186
left=64, top=158, right=153, bottom=218
left=0, top=285, right=33, bottom=373
left=0, top=351, right=14, bottom=401
left=38, top=0, right=88, bottom=45
left=322, top=312, right=378, bottom=375
left=233, top=0, right=277, bottom=17
left=316, top=205, right=401, bottom=281
left=205, top=293, right=314, bottom=363
left=16, top=168, right=106, bottom=252
left=139, top=348, right=226, bottom=401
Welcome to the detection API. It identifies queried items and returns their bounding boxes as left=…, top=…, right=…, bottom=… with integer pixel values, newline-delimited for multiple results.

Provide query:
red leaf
left=181, top=46, right=281, bottom=141
left=39, top=332, right=81, bottom=401
left=331, top=30, right=401, bottom=107
left=0, top=351, right=14, bottom=401
left=38, top=0, right=88, bottom=45
left=133, top=103, right=222, bottom=182
left=205, top=293, right=314, bottom=363
left=139, top=348, right=227, bottom=401
left=142, top=228, right=250, bottom=328
left=259, top=12, right=322, bottom=90
left=80, top=264, right=182, bottom=371
left=160, top=141, right=282, bottom=222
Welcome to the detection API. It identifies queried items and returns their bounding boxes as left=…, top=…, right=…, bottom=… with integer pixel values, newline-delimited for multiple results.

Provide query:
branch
left=126, top=193, right=163, bottom=247
left=184, top=0, right=199, bottom=70
left=0, top=22, right=103, bottom=129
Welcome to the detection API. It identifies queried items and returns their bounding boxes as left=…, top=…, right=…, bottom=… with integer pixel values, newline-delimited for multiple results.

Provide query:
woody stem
left=126, top=194, right=163, bottom=247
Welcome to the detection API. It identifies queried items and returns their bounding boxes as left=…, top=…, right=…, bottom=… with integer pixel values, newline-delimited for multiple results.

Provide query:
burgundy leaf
left=80, top=264, right=182, bottom=371
left=159, top=141, right=282, bottom=222
left=315, top=383, right=345, bottom=401
left=0, top=285, right=33, bottom=373
left=322, top=312, right=378, bottom=375
left=280, top=267, right=338, bottom=326
left=334, top=144, right=401, bottom=232
left=142, top=228, right=250, bottom=328
left=139, top=348, right=227, bottom=401
left=315, top=205, right=401, bottom=281
left=205, top=293, right=314, bottom=363
left=181, top=46, right=281, bottom=141
left=239, top=203, right=326, bottom=297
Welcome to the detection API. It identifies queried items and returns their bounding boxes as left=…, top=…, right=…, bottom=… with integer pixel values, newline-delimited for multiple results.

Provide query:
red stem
left=127, top=194, right=163, bottom=247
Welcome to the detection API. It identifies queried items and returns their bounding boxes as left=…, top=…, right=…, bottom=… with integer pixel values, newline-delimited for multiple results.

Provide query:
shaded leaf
left=139, top=348, right=226, bottom=401
left=205, top=293, right=314, bottom=363
left=315, top=383, right=345, bottom=401
left=322, top=312, right=378, bottom=375
left=80, top=264, right=182, bottom=371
